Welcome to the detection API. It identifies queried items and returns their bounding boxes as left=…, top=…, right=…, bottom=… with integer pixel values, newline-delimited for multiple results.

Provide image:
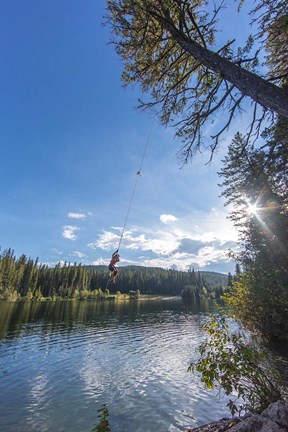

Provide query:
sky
left=0, top=0, right=254, bottom=274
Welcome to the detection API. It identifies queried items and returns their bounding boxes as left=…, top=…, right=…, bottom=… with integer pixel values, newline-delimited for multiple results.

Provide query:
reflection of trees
left=0, top=301, right=19, bottom=339
left=0, top=298, right=217, bottom=342
left=0, top=301, right=33, bottom=340
left=92, top=405, right=111, bottom=432
left=182, top=297, right=215, bottom=314
left=0, top=300, right=141, bottom=338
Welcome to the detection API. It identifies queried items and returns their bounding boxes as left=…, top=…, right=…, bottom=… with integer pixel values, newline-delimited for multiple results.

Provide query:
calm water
left=0, top=298, right=231, bottom=432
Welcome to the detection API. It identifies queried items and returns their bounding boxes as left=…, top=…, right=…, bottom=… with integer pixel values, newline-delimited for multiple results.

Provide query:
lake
left=0, top=298, right=231, bottom=432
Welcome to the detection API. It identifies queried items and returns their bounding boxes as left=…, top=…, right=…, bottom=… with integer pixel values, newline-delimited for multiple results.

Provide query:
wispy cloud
left=91, top=258, right=107, bottom=266
left=140, top=247, right=235, bottom=272
left=160, top=214, right=178, bottom=224
left=87, top=207, right=238, bottom=271
left=70, top=251, right=86, bottom=258
left=68, top=212, right=87, bottom=220
left=88, top=230, right=120, bottom=250
left=50, top=248, right=63, bottom=255
left=41, top=260, right=66, bottom=268
left=62, top=225, right=80, bottom=240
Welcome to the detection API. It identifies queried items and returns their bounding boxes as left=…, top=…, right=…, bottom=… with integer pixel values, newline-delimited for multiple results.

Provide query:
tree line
left=0, top=248, right=227, bottom=301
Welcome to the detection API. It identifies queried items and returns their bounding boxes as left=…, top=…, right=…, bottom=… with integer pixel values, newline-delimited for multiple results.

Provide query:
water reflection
left=92, top=405, right=111, bottom=432
left=0, top=298, right=229, bottom=432
left=0, top=297, right=215, bottom=341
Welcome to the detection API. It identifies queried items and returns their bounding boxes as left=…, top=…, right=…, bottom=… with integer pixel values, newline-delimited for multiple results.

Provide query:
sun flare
left=247, top=202, right=258, bottom=215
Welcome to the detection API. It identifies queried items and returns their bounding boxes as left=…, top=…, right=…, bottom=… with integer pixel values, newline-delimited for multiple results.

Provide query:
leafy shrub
left=189, top=315, right=282, bottom=415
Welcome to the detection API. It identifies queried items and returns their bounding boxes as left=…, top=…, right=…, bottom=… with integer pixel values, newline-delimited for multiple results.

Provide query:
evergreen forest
left=0, top=248, right=227, bottom=302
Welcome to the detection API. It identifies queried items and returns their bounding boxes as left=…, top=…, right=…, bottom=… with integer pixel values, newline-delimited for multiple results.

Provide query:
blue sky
left=0, top=0, right=254, bottom=274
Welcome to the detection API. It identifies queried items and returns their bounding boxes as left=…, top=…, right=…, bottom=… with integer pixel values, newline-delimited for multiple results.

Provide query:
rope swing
left=106, top=120, right=154, bottom=286
left=117, top=120, right=153, bottom=252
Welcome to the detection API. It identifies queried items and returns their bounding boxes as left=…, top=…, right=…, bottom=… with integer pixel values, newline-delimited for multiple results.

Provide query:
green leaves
left=219, top=125, right=288, bottom=342
left=106, top=0, right=288, bottom=161
left=189, top=315, right=282, bottom=415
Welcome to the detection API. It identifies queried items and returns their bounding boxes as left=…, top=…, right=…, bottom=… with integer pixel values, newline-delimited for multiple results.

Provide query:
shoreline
left=0, top=294, right=183, bottom=303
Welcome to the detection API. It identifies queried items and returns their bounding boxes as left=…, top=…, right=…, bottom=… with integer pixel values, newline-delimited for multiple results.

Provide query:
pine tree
left=107, top=0, right=288, bottom=162
left=219, top=127, right=288, bottom=341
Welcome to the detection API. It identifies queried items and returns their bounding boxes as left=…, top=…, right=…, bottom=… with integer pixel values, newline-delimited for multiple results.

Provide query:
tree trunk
left=168, top=25, right=288, bottom=118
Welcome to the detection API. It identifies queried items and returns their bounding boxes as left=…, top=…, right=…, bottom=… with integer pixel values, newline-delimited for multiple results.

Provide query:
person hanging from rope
left=108, top=249, right=120, bottom=283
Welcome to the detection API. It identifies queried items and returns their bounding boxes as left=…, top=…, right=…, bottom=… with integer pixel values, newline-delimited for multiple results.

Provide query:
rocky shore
left=187, top=401, right=288, bottom=432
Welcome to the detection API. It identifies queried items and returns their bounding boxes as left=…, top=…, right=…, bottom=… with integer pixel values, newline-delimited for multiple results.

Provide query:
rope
left=117, top=173, right=139, bottom=251
left=105, top=275, right=112, bottom=290
left=117, top=120, right=154, bottom=252
left=105, top=121, right=154, bottom=289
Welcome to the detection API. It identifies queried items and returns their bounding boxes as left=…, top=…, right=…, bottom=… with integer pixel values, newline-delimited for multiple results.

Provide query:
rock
left=187, top=401, right=288, bottom=432
left=229, top=414, right=286, bottom=432
left=261, top=401, right=288, bottom=430
left=187, top=417, right=242, bottom=431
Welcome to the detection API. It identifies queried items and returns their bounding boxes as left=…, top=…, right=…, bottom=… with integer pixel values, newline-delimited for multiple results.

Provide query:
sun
left=247, top=202, right=258, bottom=215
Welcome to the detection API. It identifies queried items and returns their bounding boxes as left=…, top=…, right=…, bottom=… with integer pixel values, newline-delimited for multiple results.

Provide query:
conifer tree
left=219, top=128, right=288, bottom=340
left=106, top=0, right=288, bottom=161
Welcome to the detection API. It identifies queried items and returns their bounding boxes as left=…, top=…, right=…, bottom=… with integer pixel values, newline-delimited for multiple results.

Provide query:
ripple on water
left=0, top=300, right=231, bottom=432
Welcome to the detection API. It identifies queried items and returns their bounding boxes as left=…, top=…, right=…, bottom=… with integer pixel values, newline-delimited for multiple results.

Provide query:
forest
left=0, top=248, right=228, bottom=301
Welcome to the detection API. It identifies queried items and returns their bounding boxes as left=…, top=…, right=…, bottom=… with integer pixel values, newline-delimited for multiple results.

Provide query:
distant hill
left=84, top=265, right=228, bottom=296
left=85, top=264, right=227, bottom=281
left=197, top=271, right=229, bottom=289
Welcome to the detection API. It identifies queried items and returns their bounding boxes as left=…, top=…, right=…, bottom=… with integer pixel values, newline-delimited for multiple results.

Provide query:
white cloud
left=50, top=248, right=63, bottom=255
left=160, top=214, right=178, bottom=224
left=89, top=228, right=179, bottom=256
left=139, top=243, right=236, bottom=271
left=71, top=251, right=86, bottom=258
left=174, top=207, right=238, bottom=245
left=87, top=206, right=238, bottom=271
left=92, top=258, right=107, bottom=266
left=125, top=231, right=179, bottom=255
left=40, top=259, right=78, bottom=268
left=62, top=225, right=80, bottom=240
left=68, top=212, right=87, bottom=220
left=88, top=230, right=120, bottom=250
left=141, top=248, right=233, bottom=271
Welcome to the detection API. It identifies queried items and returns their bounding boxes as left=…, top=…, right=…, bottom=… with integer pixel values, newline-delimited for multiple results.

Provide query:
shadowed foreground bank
left=188, top=401, right=288, bottom=432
